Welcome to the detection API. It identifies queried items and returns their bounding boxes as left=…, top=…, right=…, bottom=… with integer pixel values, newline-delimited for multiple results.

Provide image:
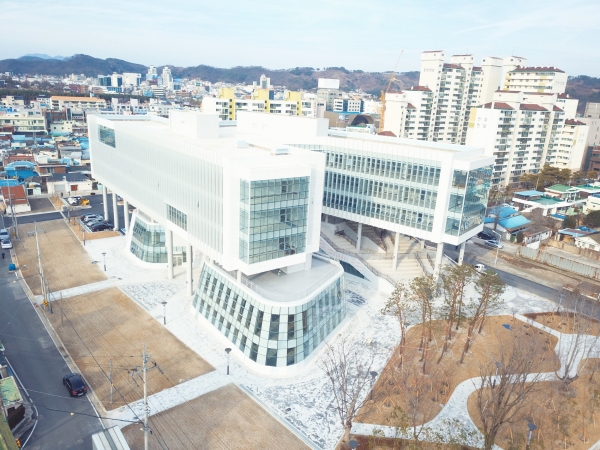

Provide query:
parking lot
left=46, top=287, right=214, bottom=410
left=13, top=219, right=107, bottom=295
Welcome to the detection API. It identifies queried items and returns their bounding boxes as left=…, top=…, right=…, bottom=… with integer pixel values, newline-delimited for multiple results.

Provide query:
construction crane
left=379, top=51, right=404, bottom=133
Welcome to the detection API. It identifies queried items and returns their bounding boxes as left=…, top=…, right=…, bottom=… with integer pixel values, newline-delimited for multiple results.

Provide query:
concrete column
left=356, top=223, right=362, bottom=251
left=433, top=242, right=444, bottom=280
left=186, top=243, right=193, bottom=296
left=123, top=200, right=130, bottom=234
left=166, top=229, right=174, bottom=280
left=112, top=191, right=119, bottom=231
left=420, top=239, right=425, bottom=250
left=237, top=270, right=242, bottom=283
left=392, top=231, right=400, bottom=270
left=102, top=185, right=108, bottom=221
left=323, top=214, right=328, bottom=224
left=458, top=241, right=466, bottom=265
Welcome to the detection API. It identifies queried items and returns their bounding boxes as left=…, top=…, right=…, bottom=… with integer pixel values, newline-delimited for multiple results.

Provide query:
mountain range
left=0, top=54, right=598, bottom=109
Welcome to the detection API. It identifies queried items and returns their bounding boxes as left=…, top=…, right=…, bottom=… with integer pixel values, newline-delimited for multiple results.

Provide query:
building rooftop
left=482, top=102, right=514, bottom=110
left=243, top=255, right=341, bottom=303
left=520, top=104, right=547, bottom=111
left=499, top=215, right=531, bottom=230
left=511, top=66, right=565, bottom=73
left=0, top=377, right=22, bottom=409
left=515, top=190, right=544, bottom=197
left=565, top=119, right=586, bottom=126
left=559, top=227, right=597, bottom=237
left=546, top=184, right=579, bottom=193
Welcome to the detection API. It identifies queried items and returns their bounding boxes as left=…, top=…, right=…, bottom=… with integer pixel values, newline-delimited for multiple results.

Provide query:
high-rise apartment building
left=162, top=67, right=173, bottom=90
left=466, top=90, right=589, bottom=187
left=502, top=66, right=568, bottom=94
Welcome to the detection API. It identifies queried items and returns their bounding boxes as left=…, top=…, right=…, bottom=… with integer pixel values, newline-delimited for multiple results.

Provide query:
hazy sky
left=2, top=0, right=600, bottom=75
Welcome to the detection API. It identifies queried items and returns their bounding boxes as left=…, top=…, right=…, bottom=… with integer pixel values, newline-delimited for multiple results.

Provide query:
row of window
left=325, top=172, right=438, bottom=210
left=323, top=192, right=434, bottom=232
left=239, top=233, right=306, bottom=263
left=166, top=204, right=187, bottom=231
left=323, top=151, right=442, bottom=185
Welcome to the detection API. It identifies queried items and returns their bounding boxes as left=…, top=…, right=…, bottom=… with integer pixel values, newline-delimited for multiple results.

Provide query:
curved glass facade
left=129, top=216, right=187, bottom=263
left=445, top=165, right=493, bottom=236
left=192, top=263, right=345, bottom=367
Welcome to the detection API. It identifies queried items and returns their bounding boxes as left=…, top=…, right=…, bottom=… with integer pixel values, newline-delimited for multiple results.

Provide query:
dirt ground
left=524, top=311, right=600, bottom=335
left=45, top=287, right=214, bottom=410
left=13, top=219, right=107, bottom=295
left=358, top=315, right=558, bottom=427
left=467, top=362, right=600, bottom=450
left=340, top=434, right=476, bottom=450
left=121, top=384, right=308, bottom=450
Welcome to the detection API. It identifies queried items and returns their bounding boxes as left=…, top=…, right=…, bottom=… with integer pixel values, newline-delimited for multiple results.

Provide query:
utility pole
left=7, top=181, right=18, bottom=240
left=28, top=222, right=46, bottom=307
left=129, top=344, right=162, bottom=450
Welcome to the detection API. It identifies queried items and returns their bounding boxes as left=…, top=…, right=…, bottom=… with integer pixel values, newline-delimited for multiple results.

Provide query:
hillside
left=0, top=54, right=598, bottom=102
left=566, top=76, right=600, bottom=114
left=0, top=54, right=146, bottom=77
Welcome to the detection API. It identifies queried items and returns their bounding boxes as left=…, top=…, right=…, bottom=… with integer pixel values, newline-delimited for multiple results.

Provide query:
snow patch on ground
left=81, top=235, right=571, bottom=449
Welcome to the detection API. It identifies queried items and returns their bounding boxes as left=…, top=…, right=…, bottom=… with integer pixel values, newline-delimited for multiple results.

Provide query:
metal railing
left=321, top=234, right=398, bottom=286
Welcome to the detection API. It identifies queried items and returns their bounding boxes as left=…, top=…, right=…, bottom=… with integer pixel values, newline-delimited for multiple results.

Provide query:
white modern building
left=88, top=110, right=494, bottom=376
left=503, top=66, right=568, bottom=94
left=88, top=111, right=345, bottom=376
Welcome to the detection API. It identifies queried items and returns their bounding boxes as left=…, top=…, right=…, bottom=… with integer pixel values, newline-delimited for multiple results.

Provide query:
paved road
left=444, top=244, right=600, bottom=320
left=0, top=254, right=103, bottom=449
left=2, top=194, right=132, bottom=230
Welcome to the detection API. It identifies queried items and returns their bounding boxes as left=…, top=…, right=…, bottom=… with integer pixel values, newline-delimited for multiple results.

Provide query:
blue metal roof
left=498, top=215, right=531, bottom=230
left=515, top=190, right=544, bottom=197
left=489, top=206, right=518, bottom=219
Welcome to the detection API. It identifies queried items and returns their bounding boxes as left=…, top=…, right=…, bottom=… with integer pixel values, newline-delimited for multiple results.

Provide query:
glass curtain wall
left=445, top=165, right=493, bottom=236
left=239, top=177, right=309, bottom=264
left=192, top=264, right=344, bottom=367
left=130, top=218, right=187, bottom=263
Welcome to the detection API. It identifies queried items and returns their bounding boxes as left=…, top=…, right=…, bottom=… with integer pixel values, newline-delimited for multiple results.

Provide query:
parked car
left=89, top=222, right=113, bottom=232
left=63, top=373, right=88, bottom=397
left=477, top=231, right=495, bottom=240
left=474, top=263, right=498, bottom=276
left=1, top=239, right=12, bottom=249
left=81, top=214, right=103, bottom=223
left=67, top=196, right=82, bottom=205
left=0, top=229, right=9, bottom=240
left=484, top=239, right=504, bottom=249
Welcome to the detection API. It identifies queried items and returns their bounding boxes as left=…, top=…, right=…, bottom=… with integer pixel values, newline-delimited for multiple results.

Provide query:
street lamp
left=369, top=371, right=378, bottom=400
left=526, top=422, right=537, bottom=449
left=489, top=229, right=502, bottom=265
left=161, top=301, right=167, bottom=325
left=102, top=252, right=106, bottom=271
left=492, top=361, right=502, bottom=389
left=225, top=348, right=232, bottom=375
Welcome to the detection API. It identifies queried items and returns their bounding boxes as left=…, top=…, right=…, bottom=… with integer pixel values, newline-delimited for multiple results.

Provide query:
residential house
left=556, top=226, right=597, bottom=244
left=521, top=224, right=553, bottom=248
left=0, top=184, right=30, bottom=213
left=512, top=189, right=585, bottom=216
left=46, top=172, right=93, bottom=196
left=484, top=205, right=532, bottom=240
left=574, top=232, right=600, bottom=252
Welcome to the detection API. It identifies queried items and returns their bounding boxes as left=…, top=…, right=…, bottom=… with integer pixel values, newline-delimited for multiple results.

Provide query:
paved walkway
left=353, top=313, right=600, bottom=449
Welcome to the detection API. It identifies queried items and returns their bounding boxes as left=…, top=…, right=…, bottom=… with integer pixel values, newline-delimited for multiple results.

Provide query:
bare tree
left=437, top=264, right=475, bottom=364
left=555, top=292, right=600, bottom=386
left=320, top=336, right=377, bottom=444
left=474, top=330, right=547, bottom=450
left=382, top=282, right=416, bottom=368
left=459, top=271, right=506, bottom=364
left=407, top=275, right=438, bottom=374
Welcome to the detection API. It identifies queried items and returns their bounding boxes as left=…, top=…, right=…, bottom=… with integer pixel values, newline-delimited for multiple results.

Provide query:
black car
left=477, top=231, right=495, bottom=240
left=90, top=222, right=113, bottom=232
left=63, top=373, right=88, bottom=397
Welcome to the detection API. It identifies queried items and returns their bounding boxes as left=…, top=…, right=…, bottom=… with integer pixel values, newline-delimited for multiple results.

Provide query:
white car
left=0, top=229, right=9, bottom=240
left=484, top=239, right=504, bottom=249
left=475, top=264, right=486, bottom=273
left=81, top=214, right=103, bottom=223
left=1, top=238, right=12, bottom=249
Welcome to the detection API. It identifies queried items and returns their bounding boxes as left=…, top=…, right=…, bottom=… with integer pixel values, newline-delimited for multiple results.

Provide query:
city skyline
left=2, top=0, right=600, bottom=76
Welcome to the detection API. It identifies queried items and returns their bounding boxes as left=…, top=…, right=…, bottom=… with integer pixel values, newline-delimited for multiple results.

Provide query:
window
left=269, top=315, right=280, bottom=340
left=166, top=204, right=187, bottom=231
left=266, top=348, right=277, bottom=366
left=98, top=125, right=115, bottom=147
